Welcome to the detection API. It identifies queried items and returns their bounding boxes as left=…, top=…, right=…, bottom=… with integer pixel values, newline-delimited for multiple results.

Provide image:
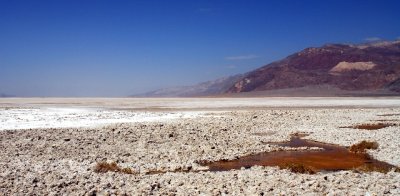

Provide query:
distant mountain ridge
left=139, top=40, right=400, bottom=97
left=136, top=74, right=242, bottom=97
left=0, top=93, right=14, bottom=97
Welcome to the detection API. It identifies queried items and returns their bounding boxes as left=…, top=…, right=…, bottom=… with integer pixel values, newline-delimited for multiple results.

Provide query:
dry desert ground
left=0, top=97, right=400, bottom=195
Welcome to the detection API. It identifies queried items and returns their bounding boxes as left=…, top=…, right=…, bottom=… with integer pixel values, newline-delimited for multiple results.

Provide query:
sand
left=0, top=97, right=399, bottom=195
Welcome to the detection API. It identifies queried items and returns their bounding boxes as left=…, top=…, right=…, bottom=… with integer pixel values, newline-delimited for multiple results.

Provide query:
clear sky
left=1, top=0, right=399, bottom=97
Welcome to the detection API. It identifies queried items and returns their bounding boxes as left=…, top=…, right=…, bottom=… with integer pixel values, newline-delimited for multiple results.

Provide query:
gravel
left=1, top=107, right=399, bottom=195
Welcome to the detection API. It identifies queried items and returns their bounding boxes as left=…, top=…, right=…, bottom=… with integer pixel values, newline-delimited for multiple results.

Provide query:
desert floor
left=0, top=97, right=399, bottom=195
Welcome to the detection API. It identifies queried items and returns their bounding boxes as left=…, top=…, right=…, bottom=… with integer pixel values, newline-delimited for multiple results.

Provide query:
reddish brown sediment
left=349, top=141, right=379, bottom=153
left=145, top=167, right=194, bottom=175
left=377, top=113, right=400, bottom=117
left=252, top=131, right=277, bottom=136
left=94, top=162, right=136, bottom=174
left=278, top=163, right=317, bottom=174
left=374, top=119, right=399, bottom=122
left=340, top=123, right=396, bottom=130
left=199, top=136, right=397, bottom=173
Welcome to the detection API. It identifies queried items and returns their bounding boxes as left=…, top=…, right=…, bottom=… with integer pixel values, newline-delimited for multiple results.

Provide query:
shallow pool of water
left=200, top=136, right=396, bottom=173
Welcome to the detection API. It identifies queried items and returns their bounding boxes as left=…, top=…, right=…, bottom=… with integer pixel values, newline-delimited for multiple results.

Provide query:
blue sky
left=1, top=0, right=399, bottom=97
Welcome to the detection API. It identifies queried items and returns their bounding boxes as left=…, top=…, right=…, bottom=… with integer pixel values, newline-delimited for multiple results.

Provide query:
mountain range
left=138, top=40, right=400, bottom=97
left=0, top=93, right=14, bottom=98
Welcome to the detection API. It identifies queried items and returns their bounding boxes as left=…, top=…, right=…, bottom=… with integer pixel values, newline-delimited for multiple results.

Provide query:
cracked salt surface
left=0, top=107, right=206, bottom=130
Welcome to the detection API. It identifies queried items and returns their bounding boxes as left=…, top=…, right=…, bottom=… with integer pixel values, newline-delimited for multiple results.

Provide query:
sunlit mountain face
left=143, top=41, right=400, bottom=97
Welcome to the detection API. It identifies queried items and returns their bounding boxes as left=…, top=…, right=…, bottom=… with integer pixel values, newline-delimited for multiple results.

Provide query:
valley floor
left=0, top=97, right=399, bottom=195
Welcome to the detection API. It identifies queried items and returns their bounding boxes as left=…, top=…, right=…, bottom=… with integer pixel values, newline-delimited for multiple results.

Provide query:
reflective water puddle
left=199, top=135, right=398, bottom=173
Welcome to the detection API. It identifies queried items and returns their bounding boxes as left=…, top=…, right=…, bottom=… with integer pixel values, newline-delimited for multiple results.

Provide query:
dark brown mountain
left=139, top=41, right=400, bottom=97
left=227, top=41, right=400, bottom=94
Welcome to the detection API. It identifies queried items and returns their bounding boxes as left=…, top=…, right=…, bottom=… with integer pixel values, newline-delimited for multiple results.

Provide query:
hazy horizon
left=1, top=0, right=400, bottom=97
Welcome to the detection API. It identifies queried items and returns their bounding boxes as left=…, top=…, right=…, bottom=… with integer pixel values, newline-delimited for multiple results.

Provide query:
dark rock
left=122, top=153, right=131, bottom=157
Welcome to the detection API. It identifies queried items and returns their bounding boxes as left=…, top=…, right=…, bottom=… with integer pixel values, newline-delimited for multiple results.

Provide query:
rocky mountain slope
left=228, top=41, right=400, bottom=94
left=140, top=41, right=400, bottom=97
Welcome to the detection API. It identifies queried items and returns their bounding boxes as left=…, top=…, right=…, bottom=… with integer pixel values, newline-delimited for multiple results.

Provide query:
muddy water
left=200, top=136, right=396, bottom=172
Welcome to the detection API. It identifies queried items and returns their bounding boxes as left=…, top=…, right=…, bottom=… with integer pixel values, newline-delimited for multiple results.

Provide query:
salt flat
left=1, top=97, right=399, bottom=130
left=0, top=107, right=206, bottom=130
left=0, top=97, right=399, bottom=195
left=1, top=97, right=400, bottom=110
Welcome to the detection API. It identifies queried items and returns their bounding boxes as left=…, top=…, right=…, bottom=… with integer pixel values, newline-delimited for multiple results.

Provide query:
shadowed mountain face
left=227, top=41, right=400, bottom=93
left=140, top=41, right=400, bottom=97
left=387, top=78, right=400, bottom=92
